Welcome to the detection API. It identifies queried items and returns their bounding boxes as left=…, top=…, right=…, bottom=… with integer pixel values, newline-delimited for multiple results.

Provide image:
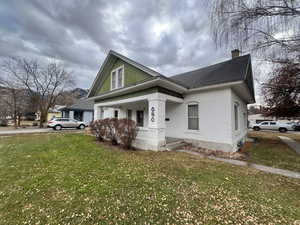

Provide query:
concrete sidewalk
left=279, top=136, right=300, bottom=155
left=177, top=150, right=300, bottom=179
left=0, top=128, right=83, bottom=136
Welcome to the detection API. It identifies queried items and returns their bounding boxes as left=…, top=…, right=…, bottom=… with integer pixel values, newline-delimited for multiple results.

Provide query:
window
left=57, top=118, right=69, bottom=122
left=270, top=122, right=276, bottom=125
left=243, top=112, right=247, bottom=128
left=127, top=109, right=132, bottom=120
left=111, top=71, right=116, bottom=89
left=234, top=103, right=239, bottom=130
left=100, top=108, right=104, bottom=119
left=188, top=104, right=199, bottom=130
left=111, top=66, right=124, bottom=90
left=114, top=110, right=118, bottom=119
left=136, top=110, right=144, bottom=127
left=117, top=68, right=123, bottom=88
left=261, top=122, right=268, bottom=125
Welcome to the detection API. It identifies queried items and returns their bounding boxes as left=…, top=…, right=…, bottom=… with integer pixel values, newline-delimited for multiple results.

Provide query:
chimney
left=231, top=49, right=240, bottom=58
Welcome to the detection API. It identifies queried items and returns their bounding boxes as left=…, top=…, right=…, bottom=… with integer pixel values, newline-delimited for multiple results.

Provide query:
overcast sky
left=0, top=0, right=247, bottom=90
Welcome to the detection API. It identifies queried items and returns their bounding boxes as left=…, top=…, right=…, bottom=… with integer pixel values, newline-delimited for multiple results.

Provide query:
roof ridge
left=171, top=54, right=250, bottom=78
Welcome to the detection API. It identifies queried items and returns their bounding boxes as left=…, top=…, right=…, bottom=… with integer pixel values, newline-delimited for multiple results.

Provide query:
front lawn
left=246, top=131, right=300, bottom=172
left=0, top=134, right=299, bottom=224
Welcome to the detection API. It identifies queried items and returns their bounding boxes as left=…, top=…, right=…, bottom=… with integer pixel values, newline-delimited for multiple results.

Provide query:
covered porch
left=94, top=92, right=184, bottom=150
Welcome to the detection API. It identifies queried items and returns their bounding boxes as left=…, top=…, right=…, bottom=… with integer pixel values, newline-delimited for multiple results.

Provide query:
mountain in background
left=55, top=88, right=89, bottom=106
left=71, top=88, right=89, bottom=99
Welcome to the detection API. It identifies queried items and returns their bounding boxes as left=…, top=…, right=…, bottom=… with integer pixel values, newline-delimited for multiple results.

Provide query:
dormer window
left=111, top=65, right=124, bottom=90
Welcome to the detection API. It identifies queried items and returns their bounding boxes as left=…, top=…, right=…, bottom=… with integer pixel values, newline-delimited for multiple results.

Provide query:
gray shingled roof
left=60, top=98, right=94, bottom=111
left=170, top=54, right=251, bottom=89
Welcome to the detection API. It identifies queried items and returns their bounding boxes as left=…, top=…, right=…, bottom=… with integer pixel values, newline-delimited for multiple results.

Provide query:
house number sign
left=151, top=107, right=155, bottom=122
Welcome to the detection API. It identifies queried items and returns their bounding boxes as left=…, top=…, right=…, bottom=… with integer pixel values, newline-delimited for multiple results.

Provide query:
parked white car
left=47, top=118, right=86, bottom=130
left=252, top=121, right=294, bottom=133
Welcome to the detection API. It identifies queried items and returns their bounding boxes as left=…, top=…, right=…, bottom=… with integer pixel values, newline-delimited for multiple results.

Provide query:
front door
left=136, top=110, right=144, bottom=127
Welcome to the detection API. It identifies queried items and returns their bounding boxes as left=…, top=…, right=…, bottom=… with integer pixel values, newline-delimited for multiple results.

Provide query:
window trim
left=110, top=65, right=124, bottom=90
left=187, top=102, right=199, bottom=131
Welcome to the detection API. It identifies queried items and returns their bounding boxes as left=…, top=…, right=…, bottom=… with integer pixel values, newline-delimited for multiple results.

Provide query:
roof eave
left=89, top=77, right=187, bottom=101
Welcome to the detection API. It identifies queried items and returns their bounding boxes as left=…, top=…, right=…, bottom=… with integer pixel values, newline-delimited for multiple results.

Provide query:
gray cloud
left=0, top=0, right=234, bottom=89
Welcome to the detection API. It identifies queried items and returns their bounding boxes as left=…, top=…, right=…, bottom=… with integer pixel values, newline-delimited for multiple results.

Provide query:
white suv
left=252, top=121, right=294, bottom=133
left=47, top=118, right=86, bottom=130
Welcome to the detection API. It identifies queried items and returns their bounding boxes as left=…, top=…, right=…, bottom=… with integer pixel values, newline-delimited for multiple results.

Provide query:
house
left=46, top=105, right=64, bottom=121
left=59, top=98, right=94, bottom=123
left=35, top=105, right=64, bottom=121
left=88, top=49, right=255, bottom=152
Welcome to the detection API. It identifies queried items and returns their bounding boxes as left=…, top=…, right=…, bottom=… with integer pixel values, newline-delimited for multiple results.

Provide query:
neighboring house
left=59, top=98, right=94, bottom=123
left=47, top=105, right=64, bottom=121
left=88, top=49, right=255, bottom=152
left=36, top=105, right=64, bottom=121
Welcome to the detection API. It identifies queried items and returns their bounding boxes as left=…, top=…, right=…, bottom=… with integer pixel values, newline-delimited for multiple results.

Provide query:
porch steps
left=164, top=140, right=186, bottom=151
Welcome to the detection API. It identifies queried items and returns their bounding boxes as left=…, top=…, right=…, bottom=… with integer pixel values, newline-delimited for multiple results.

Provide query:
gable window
left=111, top=65, right=124, bottom=90
left=234, top=103, right=239, bottom=130
left=188, top=104, right=199, bottom=130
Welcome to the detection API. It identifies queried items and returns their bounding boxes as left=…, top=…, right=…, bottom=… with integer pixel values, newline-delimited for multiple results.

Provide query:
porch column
left=69, top=111, right=74, bottom=119
left=94, top=105, right=99, bottom=120
left=148, top=93, right=166, bottom=150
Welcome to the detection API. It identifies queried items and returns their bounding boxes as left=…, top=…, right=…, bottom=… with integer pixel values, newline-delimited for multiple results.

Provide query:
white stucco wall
left=83, top=111, right=93, bottom=123
left=165, top=88, right=234, bottom=151
left=93, top=89, right=249, bottom=152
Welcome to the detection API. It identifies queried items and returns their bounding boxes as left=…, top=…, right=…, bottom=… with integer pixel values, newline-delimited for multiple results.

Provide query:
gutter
left=187, top=81, right=244, bottom=92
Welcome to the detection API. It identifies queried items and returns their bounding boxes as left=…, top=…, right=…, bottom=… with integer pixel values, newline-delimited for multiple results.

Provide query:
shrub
left=90, top=120, right=106, bottom=141
left=116, top=119, right=137, bottom=149
left=90, top=118, right=138, bottom=149
left=105, top=118, right=119, bottom=145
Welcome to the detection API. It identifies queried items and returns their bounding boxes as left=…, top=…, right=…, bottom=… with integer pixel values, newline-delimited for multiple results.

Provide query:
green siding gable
left=98, top=59, right=152, bottom=94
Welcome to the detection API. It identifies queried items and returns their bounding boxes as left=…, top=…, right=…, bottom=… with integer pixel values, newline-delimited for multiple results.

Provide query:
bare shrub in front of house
left=104, top=118, right=119, bottom=145
left=90, top=120, right=106, bottom=141
left=91, top=118, right=137, bottom=150
left=116, top=119, right=137, bottom=149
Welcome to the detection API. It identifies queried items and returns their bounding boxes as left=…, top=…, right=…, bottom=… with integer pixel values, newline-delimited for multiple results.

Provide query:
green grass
left=0, top=134, right=299, bottom=224
left=247, top=131, right=300, bottom=172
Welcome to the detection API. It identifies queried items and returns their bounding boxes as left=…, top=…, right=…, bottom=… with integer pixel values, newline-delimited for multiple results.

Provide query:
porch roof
left=60, top=98, right=94, bottom=112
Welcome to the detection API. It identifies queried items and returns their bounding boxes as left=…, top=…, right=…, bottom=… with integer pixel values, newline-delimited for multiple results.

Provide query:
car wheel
left=279, top=128, right=287, bottom=133
left=253, top=126, right=260, bottom=131
left=79, top=124, right=85, bottom=129
left=54, top=125, right=62, bottom=131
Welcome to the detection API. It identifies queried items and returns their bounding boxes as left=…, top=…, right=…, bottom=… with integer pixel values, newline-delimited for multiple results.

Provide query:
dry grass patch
left=245, top=131, right=300, bottom=172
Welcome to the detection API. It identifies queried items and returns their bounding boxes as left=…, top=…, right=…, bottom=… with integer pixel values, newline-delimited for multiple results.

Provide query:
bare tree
left=1, top=58, right=75, bottom=127
left=208, top=0, right=300, bottom=59
left=0, top=74, right=28, bottom=128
